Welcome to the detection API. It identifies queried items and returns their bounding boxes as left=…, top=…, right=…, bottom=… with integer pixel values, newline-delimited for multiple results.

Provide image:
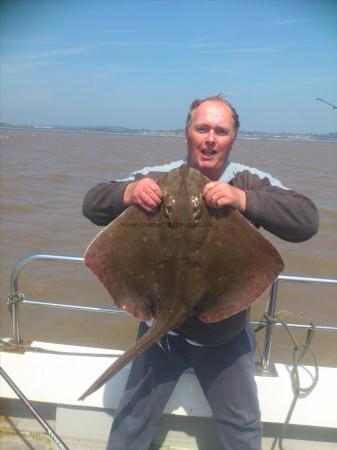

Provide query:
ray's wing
left=195, top=207, right=284, bottom=322
left=84, top=204, right=166, bottom=318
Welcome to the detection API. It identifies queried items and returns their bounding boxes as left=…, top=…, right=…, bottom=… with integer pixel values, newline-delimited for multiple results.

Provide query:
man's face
left=185, top=100, right=237, bottom=180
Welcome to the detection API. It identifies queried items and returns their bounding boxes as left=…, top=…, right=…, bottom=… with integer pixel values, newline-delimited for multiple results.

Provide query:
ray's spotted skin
left=79, top=165, right=284, bottom=401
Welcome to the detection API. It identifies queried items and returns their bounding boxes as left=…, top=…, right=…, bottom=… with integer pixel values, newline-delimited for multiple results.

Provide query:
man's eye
left=195, top=126, right=209, bottom=133
left=215, top=128, right=229, bottom=136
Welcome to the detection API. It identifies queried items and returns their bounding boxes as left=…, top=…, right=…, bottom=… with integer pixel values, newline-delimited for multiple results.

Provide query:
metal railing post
left=7, top=254, right=84, bottom=344
left=261, top=279, right=279, bottom=373
left=8, top=300, right=21, bottom=344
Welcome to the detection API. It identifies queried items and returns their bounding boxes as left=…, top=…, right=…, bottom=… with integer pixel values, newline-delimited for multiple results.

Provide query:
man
left=83, top=95, right=319, bottom=450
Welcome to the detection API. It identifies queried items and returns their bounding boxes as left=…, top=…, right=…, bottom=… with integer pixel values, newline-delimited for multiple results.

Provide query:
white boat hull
left=1, top=341, right=337, bottom=449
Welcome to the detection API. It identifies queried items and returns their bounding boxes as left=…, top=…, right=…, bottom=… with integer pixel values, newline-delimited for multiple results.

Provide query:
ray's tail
left=78, top=313, right=183, bottom=401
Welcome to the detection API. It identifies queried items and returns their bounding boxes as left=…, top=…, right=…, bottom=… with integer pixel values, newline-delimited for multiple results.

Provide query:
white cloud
left=199, top=47, right=278, bottom=54
left=265, top=18, right=309, bottom=27
left=100, top=40, right=169, bottom=48
left=14, top=47, right=88, bottom=61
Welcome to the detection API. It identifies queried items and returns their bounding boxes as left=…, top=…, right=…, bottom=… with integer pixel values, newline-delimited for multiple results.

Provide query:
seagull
left=316, top=98, right=337, bottom=110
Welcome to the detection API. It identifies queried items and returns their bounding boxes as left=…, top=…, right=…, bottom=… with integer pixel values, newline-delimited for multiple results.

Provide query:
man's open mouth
left=201, top=148, right=216, bottom=157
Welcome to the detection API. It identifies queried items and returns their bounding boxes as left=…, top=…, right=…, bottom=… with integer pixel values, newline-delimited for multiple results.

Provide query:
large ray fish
left=79, top=165, right=284, bottom=400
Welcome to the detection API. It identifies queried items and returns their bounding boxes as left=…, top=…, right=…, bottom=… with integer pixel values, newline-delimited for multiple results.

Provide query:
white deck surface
left=1, top=341, right=337, bottom=427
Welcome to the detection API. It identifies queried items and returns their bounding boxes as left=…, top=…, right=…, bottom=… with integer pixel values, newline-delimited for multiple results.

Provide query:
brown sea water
left=0, top=130, right=336, bottom=366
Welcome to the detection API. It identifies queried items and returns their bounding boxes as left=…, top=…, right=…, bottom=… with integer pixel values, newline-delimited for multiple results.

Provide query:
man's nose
left=205, top=129, right=216, bottom=144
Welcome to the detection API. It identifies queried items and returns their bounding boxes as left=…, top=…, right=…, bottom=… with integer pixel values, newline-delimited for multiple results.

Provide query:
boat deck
left=1, top=413, right=337, bottom=450
left=1, top=341, right=337, bottom=450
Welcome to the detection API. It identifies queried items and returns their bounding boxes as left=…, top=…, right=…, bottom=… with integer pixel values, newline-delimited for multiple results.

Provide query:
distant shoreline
left=0, top=126, right=184, bottom=140
left=1, top=125, right=336, bottom=144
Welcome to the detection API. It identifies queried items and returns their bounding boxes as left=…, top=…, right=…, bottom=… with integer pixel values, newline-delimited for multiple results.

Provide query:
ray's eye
left=163, top=204, right=172, bottom=219
left=190, top=194, right=202, bottom=222
left=162, top=191, right=175, bottom=219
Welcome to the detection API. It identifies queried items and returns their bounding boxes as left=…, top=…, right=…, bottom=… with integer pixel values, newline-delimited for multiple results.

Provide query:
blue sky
left=1, top=0, right=336, bottom=133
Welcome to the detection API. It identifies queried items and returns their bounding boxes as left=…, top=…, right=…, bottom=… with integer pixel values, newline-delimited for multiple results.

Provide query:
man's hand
left=123, top=178, right=163, bottom=212
left=203, top=181, right=246, bottom=212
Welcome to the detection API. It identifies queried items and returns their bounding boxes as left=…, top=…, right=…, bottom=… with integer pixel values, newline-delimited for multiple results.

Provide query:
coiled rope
left=256, top=312, right=319, bottom=450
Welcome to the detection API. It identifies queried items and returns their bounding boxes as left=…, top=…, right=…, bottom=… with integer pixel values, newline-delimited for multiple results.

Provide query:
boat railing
left=2, top=253, right=337, bottom=449
left=5, top=253, right=337, bottom=373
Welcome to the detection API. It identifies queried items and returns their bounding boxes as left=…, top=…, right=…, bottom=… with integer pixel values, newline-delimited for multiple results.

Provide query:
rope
left=7, top=292, right=25, bottom=306
left=256, top=312, right=319, bottom=450
left=4, top=292, right=122, bottom=357
left=0, top=338, right=122, bottom=358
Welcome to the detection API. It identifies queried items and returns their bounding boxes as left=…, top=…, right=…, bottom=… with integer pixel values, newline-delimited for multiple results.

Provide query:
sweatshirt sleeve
left=83, top=164, right=319, bottom=243
left=233, top=171, right=319, bottom=243
left=82, top=180, right=130, bottom=225
left=82, top=171, right=167, bottom=226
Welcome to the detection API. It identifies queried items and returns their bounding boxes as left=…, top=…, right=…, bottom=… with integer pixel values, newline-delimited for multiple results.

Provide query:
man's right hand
left=123, top=178, right=163, bottom=212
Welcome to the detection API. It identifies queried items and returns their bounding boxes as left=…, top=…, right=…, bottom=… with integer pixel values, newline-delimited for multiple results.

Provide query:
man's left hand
left=203, top=181, right=246, bottom=212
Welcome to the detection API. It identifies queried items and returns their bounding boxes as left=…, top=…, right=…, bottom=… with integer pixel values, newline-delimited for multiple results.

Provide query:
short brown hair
left=185, top=94, right=240, bottom=133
